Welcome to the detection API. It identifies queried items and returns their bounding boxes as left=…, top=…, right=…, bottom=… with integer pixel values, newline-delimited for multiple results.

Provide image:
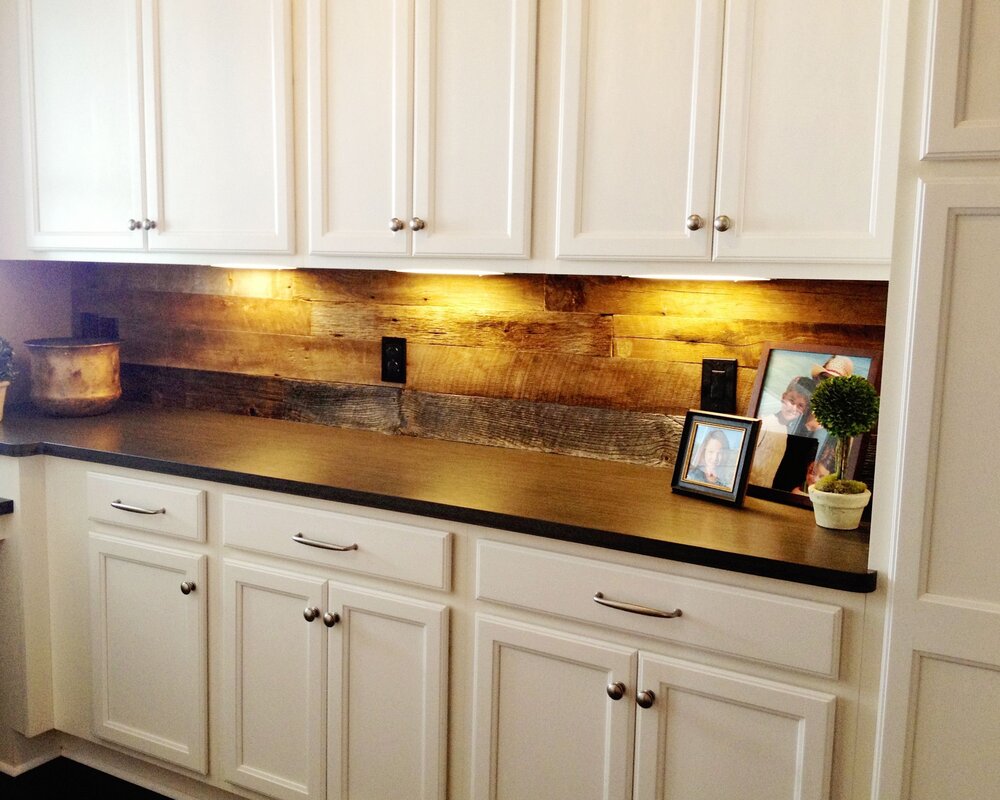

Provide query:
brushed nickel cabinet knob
left=389, top=217, right=405, bottom=232
left=303, top=606, right=320, bottom=622
left=323, top=611, right=340, bottom=628
left=128, top=219, right=140, bottom=231
left=180, top=581, right=196, bottom=595
left=636, top=690, right=656, bottom=709
left=607, top=682, right=626, bottom=701
left=686, top=214, right=704, bottom=231
left=713, top=215, right=732, bottom=232
left=408, top=217, right=425, bottom=231
left=142, top=218, right=156, bottom=230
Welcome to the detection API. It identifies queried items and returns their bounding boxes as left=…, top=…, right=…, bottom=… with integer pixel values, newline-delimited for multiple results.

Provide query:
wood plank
left=311, top=302, right=612, bottom=355
left=121, top=364, right=400, bottom=433
left=546, top=276, right=889, bottom=325
left=118, top=325, right=382, bottom=384
left=613, top=315, right=886, bottom=351
left=73, top=289, right=311, bottom=335
left=400, top=392, right=684, bottom=467
left=71, top=262, right=296, bottom=299
left=292, top=269, right=544, bottom=311
left=405, top=345, right=729, bottom=414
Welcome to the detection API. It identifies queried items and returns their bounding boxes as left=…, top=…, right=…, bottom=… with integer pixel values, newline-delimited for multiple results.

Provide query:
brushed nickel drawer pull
left=291, top=533, right=359, bottom=552
left=593, top=592, right=682, bottom=619
left=111, top=500, right=166, bottom=515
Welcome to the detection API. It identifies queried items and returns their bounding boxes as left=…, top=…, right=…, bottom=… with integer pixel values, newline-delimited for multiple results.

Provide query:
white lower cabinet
left=222, top=559, right=449, bottom=800
left=88, top=533, right=209, bottom=774
left=473, top=615, right=836, bottom=800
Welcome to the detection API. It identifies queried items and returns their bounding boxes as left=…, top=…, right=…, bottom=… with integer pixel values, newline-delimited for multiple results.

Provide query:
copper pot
left=24, top=338, right=121, bottom=417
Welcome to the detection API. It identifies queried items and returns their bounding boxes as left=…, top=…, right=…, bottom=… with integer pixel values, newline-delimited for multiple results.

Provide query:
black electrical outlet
left=381, top=336, right=407, bottom=383
left=701, top=358, right=738, bottom=413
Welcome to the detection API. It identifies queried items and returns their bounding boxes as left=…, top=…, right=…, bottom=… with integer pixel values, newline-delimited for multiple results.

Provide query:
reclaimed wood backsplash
left=71, top=264, right=888, bottom=467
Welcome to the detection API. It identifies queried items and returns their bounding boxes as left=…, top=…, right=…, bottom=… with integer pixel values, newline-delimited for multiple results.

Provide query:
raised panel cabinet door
left=411, top=0, right=536, bottom=257
left=89, top=533, right=208, bottom=773
left=923, top=0, right=1000, bottom=158
left=873, top=181, right=1000, bottom=800
left=326, top=583, right=448, bottom=800
left=713, top=0, right=905, bottom=264
left=143, top=0, right=293, bottom=252
left=555, top=0, right=724, bottom=260
left=306, top=0, right=412, bottom=256
left=471, top=615, right=636, bottom=800
left=18, top=0, right=145, bottom=250
left=633, top=654, right=836, bottom=800
left=221, top=561, right=327, bottom=800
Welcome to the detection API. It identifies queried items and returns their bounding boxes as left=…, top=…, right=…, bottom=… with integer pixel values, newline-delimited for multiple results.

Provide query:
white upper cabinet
left=307, top=0, right=537, bottom=258
left=923, top=0, right=1000, bottom=159
left=556, top=0, right=905, bottom=269
left=19, top=0, right=293, bottom=253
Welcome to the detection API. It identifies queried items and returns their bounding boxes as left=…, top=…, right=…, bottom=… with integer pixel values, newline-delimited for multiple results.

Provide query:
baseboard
left=0, top=750, right=60, bottom=777
left=59, top=738, right=245, bottom=800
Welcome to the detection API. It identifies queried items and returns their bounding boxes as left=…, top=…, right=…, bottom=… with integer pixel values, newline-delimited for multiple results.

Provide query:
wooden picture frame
left=671, top=411, right=760, bottom=507
left=745, top=343, right=882, bottom=509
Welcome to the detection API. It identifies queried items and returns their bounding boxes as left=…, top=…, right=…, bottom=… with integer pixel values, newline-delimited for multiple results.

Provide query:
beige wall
left=0, top=260, right=72, bottom=402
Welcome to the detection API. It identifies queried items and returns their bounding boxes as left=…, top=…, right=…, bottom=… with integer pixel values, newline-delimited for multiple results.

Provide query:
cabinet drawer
left=87, top=472, right=206, bottom=542
left=477, top=541, right=842, bottom=677
left=222, top=495, right=452, bottom=590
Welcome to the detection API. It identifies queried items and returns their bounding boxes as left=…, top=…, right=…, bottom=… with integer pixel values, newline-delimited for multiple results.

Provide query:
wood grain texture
left=72, top=262, right=295, bottom=299
left=67, top=264, right=889, bottom=467
left=292, top=269, right=544, bottom=311
left=122, top=364, right=400, bottom=432
left=74, top=289, right=311, bottom=335
left=546, top=276, right=889, bottom=325
left=311, top=302, right=612, bottom=355
left=400, top=392, right=684, bottom=466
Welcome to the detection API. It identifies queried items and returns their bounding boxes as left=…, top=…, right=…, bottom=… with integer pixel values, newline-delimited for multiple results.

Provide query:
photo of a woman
left=671, top=411, right=760, bottom=506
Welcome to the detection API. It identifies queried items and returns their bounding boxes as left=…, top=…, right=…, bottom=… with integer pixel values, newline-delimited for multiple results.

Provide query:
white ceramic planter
left=808, top=485, right=872, bottom=530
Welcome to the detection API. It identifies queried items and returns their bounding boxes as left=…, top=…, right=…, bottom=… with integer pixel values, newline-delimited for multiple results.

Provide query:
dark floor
left=0, top=757, right=169, bottom=799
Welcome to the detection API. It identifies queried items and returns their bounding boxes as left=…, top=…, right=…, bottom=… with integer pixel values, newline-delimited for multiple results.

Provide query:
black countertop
left=0, top=403, right=875, bottom=592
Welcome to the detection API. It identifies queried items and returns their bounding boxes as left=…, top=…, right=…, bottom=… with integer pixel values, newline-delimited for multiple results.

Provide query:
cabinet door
left=306, top=0, right=412, bottom=256
left=471, top=615, right=636, bottom=800
left=18, top=0, right=145, bottom=250
left=923, top=0, right=1000, bottom=158
left=411, top=0, right=536, bottom=257
left=89, top=533, right=208, bottom=773
left=633, top=654, right=835, bottom=800
left=873, top=182, right=1000, bottom=800
left=555, top=0, right=724, bottom=260
left=713, top=0, right=903, bottom=263
left=222, top=561, right=327, bottom=800
left=143, top=0, right=293, bottom=252
left=327, top=583, right=448, bottom=800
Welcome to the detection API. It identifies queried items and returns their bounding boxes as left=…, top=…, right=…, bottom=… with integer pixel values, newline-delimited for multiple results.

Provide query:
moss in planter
left=813, top=475, right=868, bottom=495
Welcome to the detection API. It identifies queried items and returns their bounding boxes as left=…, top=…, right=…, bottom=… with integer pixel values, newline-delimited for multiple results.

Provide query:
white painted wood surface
left=88, top=533, right=208, bottom=773
left=633, top=654, right=836, bottom=800
left=222, top=560, right=327, bottom=800
left=873, top=180, right=1000, bottom=800
left=471, top=615, right=637, bottom=800
left=477, top=539, right=843, bottom=676
left=923, top=0, right=1000, bottom=158
left=87, top=471, right=206, bottom=542
left=308, top=0, right=535, bottom=258
left=222, top=493, right=452, bottom=590
left=18, top=0, right=293, bottom=254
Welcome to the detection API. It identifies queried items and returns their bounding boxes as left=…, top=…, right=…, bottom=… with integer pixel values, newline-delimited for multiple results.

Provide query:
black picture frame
left=671, top=410, right=760, bottom=507
left=745, top=342, right=882, bottom=509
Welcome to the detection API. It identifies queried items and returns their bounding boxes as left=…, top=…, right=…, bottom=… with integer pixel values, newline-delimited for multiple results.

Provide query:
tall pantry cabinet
left=873, top=0, right=1000, bottom=798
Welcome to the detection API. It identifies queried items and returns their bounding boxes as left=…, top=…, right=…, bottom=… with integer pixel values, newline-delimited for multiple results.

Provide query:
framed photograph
left=671, top=411, right=761, bottom=506
left=745, top=343, right=882, bottom=508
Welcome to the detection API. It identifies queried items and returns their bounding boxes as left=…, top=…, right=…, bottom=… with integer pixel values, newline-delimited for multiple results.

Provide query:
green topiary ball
left=810, top=374, right=880, bottom=439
